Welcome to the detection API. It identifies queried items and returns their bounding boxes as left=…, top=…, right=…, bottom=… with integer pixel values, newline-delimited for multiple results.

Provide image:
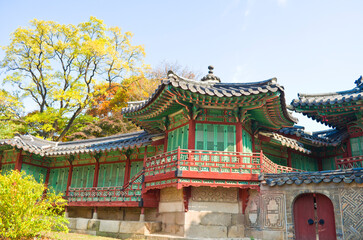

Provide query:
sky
left=1, top=0, right=363, bottom=133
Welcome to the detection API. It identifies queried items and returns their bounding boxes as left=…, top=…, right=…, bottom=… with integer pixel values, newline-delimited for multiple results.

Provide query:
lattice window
left=98, top=162, right=125, bottom=187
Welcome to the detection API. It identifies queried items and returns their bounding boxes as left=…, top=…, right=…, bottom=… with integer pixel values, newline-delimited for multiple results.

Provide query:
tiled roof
left=260, top=168, right=363, bottom=186
left=291, top=76, right=363, bottom=108
left=0, top=131, right=162, bottom=157
left=259, top=131, right=311, bottom=154
left=122, top=71, right=295, bottom=122
left=279, top=126, right=348, bottom=147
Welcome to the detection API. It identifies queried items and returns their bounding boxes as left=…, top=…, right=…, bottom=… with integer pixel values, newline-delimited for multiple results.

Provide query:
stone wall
left=245, top=182, right=363, bottom=240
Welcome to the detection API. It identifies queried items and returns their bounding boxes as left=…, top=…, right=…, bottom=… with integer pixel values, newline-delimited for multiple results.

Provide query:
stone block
left=232, top=213, right=245, bottom=225
left=67, top=218, right=77, bottom=229
left=175, top=212, right=185, bottom=225
left=188, top=201, right=239, bottom=213
left=262, top=230, right=284, bottom=240
left=87, top=219, right=100, bottom=231
left=200, top=213, right=232, bottom=226
left=75, top=218, right=89, bottom=230
left=119, top=221, right=145, bottom=234
left=159, top=202, right=184, bottom=212
left=99, top=220, right=120, bottom=233
left=185, top=211, right=232, bottom=226
left=161, top=212, right=176, bottom=224
left=185, top=224, right=227, bottom=238
left=228, top=225, right=245, bottom=238
left=124, top=207, right=141, bottom=221
left=145, top=221, right=162, bottom=234
left=98, top=207, right=123, bottom=220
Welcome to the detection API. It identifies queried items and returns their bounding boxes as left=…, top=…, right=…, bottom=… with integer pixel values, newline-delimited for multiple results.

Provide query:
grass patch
left=46, top=232, right=119, bottom=240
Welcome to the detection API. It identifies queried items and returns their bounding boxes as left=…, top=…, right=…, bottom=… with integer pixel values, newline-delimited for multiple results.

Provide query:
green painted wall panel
left=48, top=168, right=69, bottom=194
left=322, top=155, right=341, bottom=170
left=291, top=153, right=318, bottom=171
left=21, top=164, right=47, bottom=183
left=71, top=165, right=95, bottom=188
left=130, top=161, right=143, bottom=179
left=350, top=136, right=363, bottom=156
left=167, top=125, right=189, bottom=151
left=98, top=163, right=125, bottom=187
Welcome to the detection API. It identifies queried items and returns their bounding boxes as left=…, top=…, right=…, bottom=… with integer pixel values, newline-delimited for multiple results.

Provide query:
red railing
left=144, top=148, right=304, bottom=178
left=67, top=170, right=144, bottom=203
left=336, top=155, right=363, bottom=169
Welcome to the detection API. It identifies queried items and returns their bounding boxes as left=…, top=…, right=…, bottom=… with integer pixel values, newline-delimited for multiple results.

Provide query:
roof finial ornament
left=201, top=65, right=221, bottom=83
left=355, top=75, right=363, bottom=89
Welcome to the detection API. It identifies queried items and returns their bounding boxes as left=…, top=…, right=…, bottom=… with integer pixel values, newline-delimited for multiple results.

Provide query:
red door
left=293, top=193, right=337, bottom=240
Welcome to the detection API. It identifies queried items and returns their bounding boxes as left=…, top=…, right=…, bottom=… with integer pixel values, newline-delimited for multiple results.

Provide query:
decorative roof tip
left=355, top=75, right=362, bottom=89
left=200, top=65, right=221, bottom=83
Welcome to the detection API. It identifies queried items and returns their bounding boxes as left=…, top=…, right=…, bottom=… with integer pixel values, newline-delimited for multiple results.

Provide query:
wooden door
left=294, top=193, right=336, bottom=240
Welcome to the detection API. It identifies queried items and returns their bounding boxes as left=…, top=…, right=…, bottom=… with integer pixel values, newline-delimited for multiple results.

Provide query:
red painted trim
left=15, top=150, right=23, bottom=171
left=236, top=123, right=243, bottom=154
left=67, top=162, right=99, bottom=167
left=183, top=187, right=191, bottom=212
left=188, top=120, right=195, bottom=150
left=67, top=201, right=140, bottom=207
left=20, top=161, right=48, bottom=168
left=0, top=153, right=3, bottom=170
left=168, top=122, right=190, bottom=133
left=65, top=164, right=73, bottom=196
left=130, top=159, right=143, bottom=163
left=49, top=166, right=70, bottom=169
left=144, top=172, right=176, bottom=182
left=258, top=135, right=271, bottom=142
left=151, top=139, right=164, bottom=146
left=195, top=121, right=237, bottom=126
left=180, top=171, right=259, bottom=181
left=99, top=160, right=127, bottom=165
left=349, top=132, right=363, bottom=138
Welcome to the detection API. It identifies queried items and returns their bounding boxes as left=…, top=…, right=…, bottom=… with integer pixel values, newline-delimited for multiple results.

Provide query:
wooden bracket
left=183, top=186, right=192, bottom=212
left=192, top=105, right=203, bottom=120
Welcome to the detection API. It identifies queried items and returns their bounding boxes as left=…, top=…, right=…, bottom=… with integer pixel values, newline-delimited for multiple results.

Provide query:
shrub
left=0, top=170, right=69, bottom=239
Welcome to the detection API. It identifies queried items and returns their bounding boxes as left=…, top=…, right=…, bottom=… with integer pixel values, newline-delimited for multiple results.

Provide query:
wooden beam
left=124, top=150, right=131, bottom=186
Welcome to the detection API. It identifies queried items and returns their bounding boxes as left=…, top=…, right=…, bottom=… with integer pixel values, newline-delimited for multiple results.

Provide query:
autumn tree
left=1, top=17, right=146, bottom=140
left=68, top=62, right=200, bottom=140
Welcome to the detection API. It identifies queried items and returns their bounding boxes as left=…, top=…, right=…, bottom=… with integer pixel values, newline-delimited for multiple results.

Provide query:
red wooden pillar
left=346, top=139, right=352, bottom=157
left=124, top=154, right=131, bottom=185
left=15, top=149, right=23, bottom=171
left=164, top=131, right=168, bottom=152
left=0, top=152, right=3, bottom=170
left=93, top=159, right=100, bottom=188
left=236, top=123, right=243, bottom=153
left=287, top=150, right=292, bottom=167
left=44, top=167, right=51, bottom=188
left=188, top=120, right=195, bottom=150
left=318, top=158, right=323, bottom=171
left=66, top=163, right=73, bottom=196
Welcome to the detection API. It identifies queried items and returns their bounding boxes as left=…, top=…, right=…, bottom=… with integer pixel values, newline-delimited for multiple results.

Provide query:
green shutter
left=21, top=164, right=47, bottom=183
left=167, top=125, right=189, bottom=151
left=71, top=165, right=95, bottom=188
left=48, top=168, right=69, bottom=194
left=350, top=136, right=363, bottom=156
left=291, top=153, right=318, bottom=171
left=98, top=163, right=125, bottom=187
left=196, top=124, right=204, bottom=150
left=130, top=161, right=142, bottom=178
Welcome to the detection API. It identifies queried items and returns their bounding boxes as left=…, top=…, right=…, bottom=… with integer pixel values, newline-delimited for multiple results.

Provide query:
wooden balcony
left=144, top=148, right=303, bottom=190
left=66, top=148, right=304, bottom=205
left=67, top=171, right=143, bottom=207
left=336, top=155, right=363, bottom=169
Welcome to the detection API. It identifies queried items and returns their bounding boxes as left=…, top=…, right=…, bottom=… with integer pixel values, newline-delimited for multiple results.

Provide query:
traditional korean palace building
left=1, top=67, right=362, bottom=240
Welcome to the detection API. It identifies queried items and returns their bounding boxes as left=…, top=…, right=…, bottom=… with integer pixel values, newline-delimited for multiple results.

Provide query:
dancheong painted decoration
left=1, top=66, right=362, bottom=239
